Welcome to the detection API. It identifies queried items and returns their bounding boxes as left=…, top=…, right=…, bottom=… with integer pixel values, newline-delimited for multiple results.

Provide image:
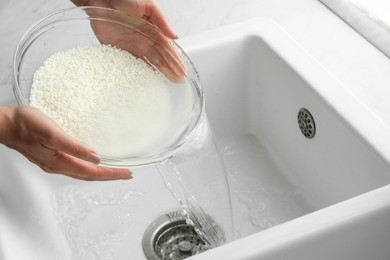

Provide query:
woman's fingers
left=6, top=106, right=133, bottom=181
left=154, top=43, right=187, bottom=80
left=43, top=126, right=101, bottom=164
left=143, top=1, right=178, bottom=39
left=87, top=2, right=187, bottom=82
left=39, top=150, right=133, bottom=181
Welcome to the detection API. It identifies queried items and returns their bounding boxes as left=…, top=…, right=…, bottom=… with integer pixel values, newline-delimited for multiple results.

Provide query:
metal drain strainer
left=298, top=108, right=316, bottom=139
left=143, top=211, right=208, bottom=260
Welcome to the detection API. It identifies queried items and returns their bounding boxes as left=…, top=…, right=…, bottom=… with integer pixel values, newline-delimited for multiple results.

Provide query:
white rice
left=30, top=44, right=172, bottom=158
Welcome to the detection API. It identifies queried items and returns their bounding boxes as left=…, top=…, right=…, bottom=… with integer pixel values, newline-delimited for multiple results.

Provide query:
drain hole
left=156, top=223, right=207, bottom=259
left=143, top=211, right=209, bottom=260
left=298, top=108, right=316, bottom=139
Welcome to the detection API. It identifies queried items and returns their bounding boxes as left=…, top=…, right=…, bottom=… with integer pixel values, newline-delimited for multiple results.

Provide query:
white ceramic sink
left=2, top=18, right=390, bottom=260
left=185, top=18, right=390, bottom=259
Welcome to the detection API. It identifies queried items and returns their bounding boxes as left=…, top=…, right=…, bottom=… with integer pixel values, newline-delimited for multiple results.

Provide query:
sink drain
left=143, top=211, right=208, bottom=260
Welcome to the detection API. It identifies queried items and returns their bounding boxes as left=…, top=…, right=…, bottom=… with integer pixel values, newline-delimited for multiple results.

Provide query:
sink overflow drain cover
left=298, top=108, right=316, bottom=139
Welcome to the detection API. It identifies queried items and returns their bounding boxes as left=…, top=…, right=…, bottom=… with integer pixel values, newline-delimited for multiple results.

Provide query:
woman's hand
left=73, top=0, right=178, bottom=39
left=0, top=106, right=132, bottom=181
left=72, top=0, right=187, bottom=82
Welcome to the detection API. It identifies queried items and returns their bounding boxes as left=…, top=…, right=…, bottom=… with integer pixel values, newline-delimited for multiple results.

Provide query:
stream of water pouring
left=156, top=114, right=235, bottom=248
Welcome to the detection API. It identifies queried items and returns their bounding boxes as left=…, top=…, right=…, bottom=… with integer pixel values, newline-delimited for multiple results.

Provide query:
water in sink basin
left=220, top=134, right=310, bottom=238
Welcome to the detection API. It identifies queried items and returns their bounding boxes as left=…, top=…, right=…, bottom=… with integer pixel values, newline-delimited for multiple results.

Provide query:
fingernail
left=88, top=152, right=101, bottom=164
left=123, top=174, right=133, bottom=180
left=168, top=31, right=179, bottom=39
left=122, top=170, right=133, bottom=180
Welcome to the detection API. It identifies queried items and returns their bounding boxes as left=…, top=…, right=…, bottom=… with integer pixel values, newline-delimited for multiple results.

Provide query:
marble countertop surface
left=1, top=0, right=390, bottom=128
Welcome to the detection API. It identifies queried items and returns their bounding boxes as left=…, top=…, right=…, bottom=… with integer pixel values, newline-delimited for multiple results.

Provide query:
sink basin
left=185, top=18, right=390, bottom=259
left=2, top=18, right=390, bottom=259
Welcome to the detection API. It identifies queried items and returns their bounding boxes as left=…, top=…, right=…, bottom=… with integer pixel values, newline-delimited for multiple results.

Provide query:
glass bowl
left=12, top=7, right=204, bottom=167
